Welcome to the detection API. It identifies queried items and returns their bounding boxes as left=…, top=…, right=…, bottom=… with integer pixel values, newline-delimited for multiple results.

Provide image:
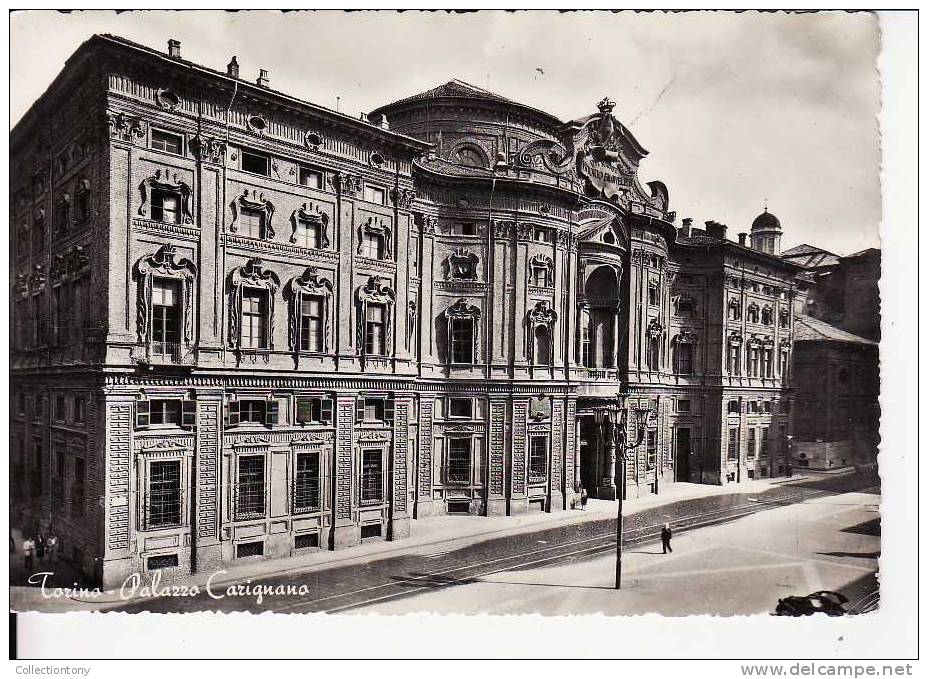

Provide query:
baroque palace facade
left=11, top=35, right=802, bottom=586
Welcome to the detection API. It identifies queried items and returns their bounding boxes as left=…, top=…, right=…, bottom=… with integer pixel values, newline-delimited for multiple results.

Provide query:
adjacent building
left=12, top=35, right=810, bottom=587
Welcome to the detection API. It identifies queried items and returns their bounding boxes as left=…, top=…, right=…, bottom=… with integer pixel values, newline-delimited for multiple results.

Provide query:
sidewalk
left=9, top=476, right=810, bottom=612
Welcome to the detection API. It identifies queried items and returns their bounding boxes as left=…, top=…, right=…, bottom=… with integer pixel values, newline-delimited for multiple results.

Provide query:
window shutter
left=356, top=399, right=365, bottom=423
left=384, top=398, right=395, bottom=422
left=136, top=400, right=150, bottom=429
left=182, top=400, right=197, bottom=428
left=227, top=401, right=240, bottom=427
left=321, top=398, right=333, bottom=424
left=266, top=401, right=280, bottom=427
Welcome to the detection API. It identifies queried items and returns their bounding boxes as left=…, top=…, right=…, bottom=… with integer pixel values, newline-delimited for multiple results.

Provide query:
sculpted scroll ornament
left=106, top=111, right=147, bottom=143
left=189, top=135, right=226, bottom=163
left=138, top=169, right=193, bottom=224
left=390, top=187, right=416, bottom=210
left=328, top=173, right=362, bottom=196
left=136, top=244, right=198, bottom=349
left=446, top=248, right=479, bottom=281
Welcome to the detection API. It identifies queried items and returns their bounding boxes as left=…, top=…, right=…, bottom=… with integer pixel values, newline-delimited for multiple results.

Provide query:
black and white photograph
left=6, top=7, right=918, bottom=667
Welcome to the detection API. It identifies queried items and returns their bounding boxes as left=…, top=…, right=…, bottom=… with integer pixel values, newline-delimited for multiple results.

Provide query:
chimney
left=167, top=39, right=181, bottom=59
left=256, top=69, right=270, bottom=87
left=680, top=217, right=692, bottom=237
left=359, top=112, right=370, bottom=123
left=377, top=114, right=390, bottom=130
left=227, top=56, right=240, bottom=78
left=738, top=232, right=747, bottom=246
left=705, top=220, right=727, bottom=241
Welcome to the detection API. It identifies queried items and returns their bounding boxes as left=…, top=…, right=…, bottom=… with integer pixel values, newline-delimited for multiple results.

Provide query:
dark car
left=775, top=590, right=849, bottom=616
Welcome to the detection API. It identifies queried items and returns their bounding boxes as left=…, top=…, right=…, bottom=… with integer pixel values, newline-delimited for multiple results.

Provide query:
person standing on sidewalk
left=46, top=534, right=58, bottom=563
left=23, top=536, right=36, bottom=571
left=36, top=533, right=46, bottom=564
left=661, top=523, right=673, bottom=554
left=580, top=487, right=588, bottom=511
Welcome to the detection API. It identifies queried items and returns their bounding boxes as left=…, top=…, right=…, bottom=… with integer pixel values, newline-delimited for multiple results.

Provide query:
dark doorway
left=675, top=427, right=691, bottom=482
left=579, top=418, right=600, bottom=496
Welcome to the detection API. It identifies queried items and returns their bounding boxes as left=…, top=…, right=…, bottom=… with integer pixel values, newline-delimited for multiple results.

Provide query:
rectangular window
left=728, top=344, right=742, bottom=375
left=762, top=348, right=773, bottom=378
left=360, top=449, right=384, bottom=504
left=532, top=267, right=550, bottom=287
left=748, top=347, right=760, bottom=377
left=74, top=397, right=85, bottom=424
left=747, top=428, right=756, bottom=459
left=236, top=541, right=264, bottom=558
left=448, top=398, right=473, bottom=419
left=72, top=456, right=85, bottom=517
left=529, top=436, right=547, bottom=482
left=147, top=554, right=179, bottom=570
left=727, top=428, right=740, bottom=460
left=238, top=399, right=270, bottom=425
left=240, top=288, right=268, bottom=349
left=294, top=218, right=322, bottom=249
left=450, top=317, right=475, bottom=364
left=763, top=401, right=772, bottom=414
left=299, top=295, right=324, bottom=352
left=32, top=217, right=45, bottom=253
left=360, top=231, right=384, bottom=259
left=238, top=207, right=266, bottom=239
left=55, top=285, right=71, bottom=345
left=364, top=185, right=386, bottom=205
left=151, top=129, right=184, bottom=155
left=677, top=399, right=691, bottom=413
left=676, top=343, right=693, bottom=375
left=294, top=533, right=319, bottom=550
left=534, top=227, right=551, bottom=243
left=647, top=431, right=657, bottom=470
left=648, top=285, right=659, bottom=306
left=298, top=166, right=323, bottom=189
left=151, top=190, right=180, bottom=223
left=152, top=278, right=181, bottom=357
left=760, top=427, right=770, bottom=458
left=54, top=395, right=67, bottom=421
left=149, top=399, right=182, bottom=426
left=236, top=455, right=266, bottom=518
left=364, top=304, right=386, bottom=355
left=446, top=438, right=472, bottom=485
left=451, top=222, right=476, bottom=236
left=296, top=396, right=333, bottom=424
left=358, top=397, right=390, bottom=423
left=148, top=460, right=182, bottom=528
left=241, top=150, right=270, bottom=176
left=293, top=452, right=321, bottom=513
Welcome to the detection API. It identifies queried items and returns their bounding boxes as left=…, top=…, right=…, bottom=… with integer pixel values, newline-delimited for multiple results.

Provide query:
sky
left=10, top=10, right=882, bottom=255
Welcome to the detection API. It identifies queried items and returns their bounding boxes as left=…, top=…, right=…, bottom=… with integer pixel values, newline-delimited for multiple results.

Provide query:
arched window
left=761, top=306, right=773, bottom=325
left=727, top=334, right=743, bottom=375
left=528, top=301, right=557, bottom=366
left=728, top=300, right=741, bottom=321
left=747, top=304, right=760, bottom=324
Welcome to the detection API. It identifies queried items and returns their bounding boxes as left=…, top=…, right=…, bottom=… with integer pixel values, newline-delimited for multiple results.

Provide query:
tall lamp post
left=611, top=394, right=650, bottom=590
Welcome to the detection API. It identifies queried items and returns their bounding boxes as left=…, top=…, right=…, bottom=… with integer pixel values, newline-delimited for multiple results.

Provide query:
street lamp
left=612, top=394, right=650, bottom=590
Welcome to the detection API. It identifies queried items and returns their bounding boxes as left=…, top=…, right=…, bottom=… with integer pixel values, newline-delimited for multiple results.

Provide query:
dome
left=751, top=209, right=781, bottom=232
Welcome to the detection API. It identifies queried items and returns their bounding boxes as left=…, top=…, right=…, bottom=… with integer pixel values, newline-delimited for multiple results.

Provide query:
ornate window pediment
left=389, top=187, right=416, bottom=210
left=674, top=329, right=697, bottom=344
left=728, top=331, right=744, bottom=347
left=228, top=259, right=280, bottom=351
left=528, top=301, right=557, bottom=366
left=288, top=266, right=334, bottom=356
left=673, top=293, right=696, bottom=316
left=530, top=254, right=554, bottom=288
left=446, top=248, right=479, bottom=281
left=135, top=245, right=198, bottom=354
left=357, top=216, right=393, bottom=260
left=779, top=337, right=791, bottom=350
left=289, top=203, right=330, bottom=249
left=138, top=169, right=193, bottom=224
left=230, top=189, right=275, bottom=239
left=528, top=300, right=558, bottom=326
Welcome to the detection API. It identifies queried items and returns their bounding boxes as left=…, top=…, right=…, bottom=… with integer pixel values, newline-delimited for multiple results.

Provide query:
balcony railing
left=150, top=341, right=184, bottom=363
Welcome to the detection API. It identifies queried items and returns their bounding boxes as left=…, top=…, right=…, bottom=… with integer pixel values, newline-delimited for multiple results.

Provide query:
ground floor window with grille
left=147, top=459, right=182, bottom=528
left=236, top=455, right=266, bottom=519
left=446, top=438, right=472, bottom=485
left=528, top=436, right=547, bottom=483
left=360, top=449, right=384, bottom=504
left=728, top=428, right=740, bottom=460
left=293, top=452, right=321, bottom=513
left=646, top=430, right=657, bottom=469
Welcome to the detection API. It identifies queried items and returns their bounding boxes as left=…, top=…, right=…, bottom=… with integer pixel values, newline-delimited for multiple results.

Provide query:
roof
left=415, top=156, right=496, bottom=179
left=794, top=315, right=877, bottom=346
left=841, top=247, right=881, bottom=260
left=13, top=34, right=431, bottom=153
left=780, top=243, right=840, bottom=269
left=372, top=78, right=563, bottom=128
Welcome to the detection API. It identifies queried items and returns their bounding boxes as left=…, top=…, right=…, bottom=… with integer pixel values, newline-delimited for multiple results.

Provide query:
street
left=89, top=472, right=877, bottom=615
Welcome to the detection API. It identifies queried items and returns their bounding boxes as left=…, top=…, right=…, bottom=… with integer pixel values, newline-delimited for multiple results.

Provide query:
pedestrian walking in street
left=23, top=536, right=35, bottom=571
left=36, top=533, right=46, bottom=563
left=46, top=534, right=58, bottom=563
left=661, top=523, right=673, bottom=554
left=580, top=487, right=588, bottom=511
